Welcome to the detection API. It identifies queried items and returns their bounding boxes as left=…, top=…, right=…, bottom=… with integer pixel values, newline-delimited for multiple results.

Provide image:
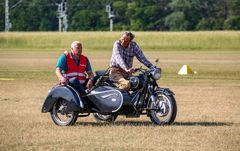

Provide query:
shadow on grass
left=76, top=121, right=154, bottom=127
left=75, top=120, right=233, bottom=127
left=173, top=121, right=233, bottom=126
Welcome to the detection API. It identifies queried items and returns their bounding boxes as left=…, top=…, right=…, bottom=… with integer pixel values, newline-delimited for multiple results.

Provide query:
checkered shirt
left=110, top=40, right=153, bottom=69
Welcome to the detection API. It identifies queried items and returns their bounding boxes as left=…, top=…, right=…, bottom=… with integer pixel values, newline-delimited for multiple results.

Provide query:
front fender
left=155, top=87, right=175, bottom=96
left=41, top=85, right=84, bottom=113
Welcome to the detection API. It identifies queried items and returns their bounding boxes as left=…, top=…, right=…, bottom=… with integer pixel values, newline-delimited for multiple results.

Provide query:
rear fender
left=41, top=85, right=84, bottom=113
left=155, top=87, right=175, bottom=96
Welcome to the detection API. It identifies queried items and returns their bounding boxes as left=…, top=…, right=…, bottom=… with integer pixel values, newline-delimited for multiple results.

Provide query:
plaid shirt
left=110, top=40, right=153, bottom=69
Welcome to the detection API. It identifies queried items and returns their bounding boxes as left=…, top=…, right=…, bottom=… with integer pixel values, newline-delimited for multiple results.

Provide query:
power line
left=11, top=0, right=22, bottom=9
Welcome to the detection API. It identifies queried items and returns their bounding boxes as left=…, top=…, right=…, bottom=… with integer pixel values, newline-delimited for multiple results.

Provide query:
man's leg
left=68, top=78, right=86, bottom=95
left=109, top=67, right=130, bottom=91
left=118, top=78, right=131, bottom=90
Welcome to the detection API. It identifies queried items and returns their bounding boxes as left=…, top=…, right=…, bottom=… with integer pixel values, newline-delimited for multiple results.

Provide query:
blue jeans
left=68, top=78, right=86, bottom=95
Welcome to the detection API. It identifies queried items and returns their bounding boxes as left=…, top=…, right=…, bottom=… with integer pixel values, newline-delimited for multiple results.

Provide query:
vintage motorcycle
left=41, top=62, right=177, bottom=126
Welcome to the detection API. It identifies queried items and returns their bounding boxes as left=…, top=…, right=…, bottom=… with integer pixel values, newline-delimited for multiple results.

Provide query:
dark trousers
left=68, top=78, right=87, bottom=95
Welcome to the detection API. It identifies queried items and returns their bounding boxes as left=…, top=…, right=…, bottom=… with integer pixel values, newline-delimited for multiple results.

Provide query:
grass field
left=0, top=32, right=240, bottom=151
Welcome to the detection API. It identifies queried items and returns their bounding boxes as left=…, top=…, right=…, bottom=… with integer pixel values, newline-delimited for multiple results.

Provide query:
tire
left=149, top=93, right=177, bottom=125
left=50, top=99, right=78, bottom=126
left=93, top=113, right=118, bottom=123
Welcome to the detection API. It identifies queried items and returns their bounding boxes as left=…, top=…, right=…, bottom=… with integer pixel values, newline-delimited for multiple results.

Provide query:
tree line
left=0, top=0, right=239, bottom=31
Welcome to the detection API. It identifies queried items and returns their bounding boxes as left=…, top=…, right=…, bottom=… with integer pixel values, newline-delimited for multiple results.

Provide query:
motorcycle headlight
left=129, top=76, right=139, bottom=89
left=151, top=68, right=161, bottom=80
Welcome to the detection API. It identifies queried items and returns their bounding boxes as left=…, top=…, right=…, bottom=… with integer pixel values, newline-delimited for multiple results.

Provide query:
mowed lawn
left=0, top=32, right=240, bottom=151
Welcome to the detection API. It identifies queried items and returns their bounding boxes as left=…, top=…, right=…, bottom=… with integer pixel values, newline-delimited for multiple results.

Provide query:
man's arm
left=112, top=42, right=128, bottom=70
left=56, top=67, right=66, bottom=84
left=134, top=43, right=153, bottom=68
left=86, top=58, right=94, bottom=89
left=56, top=53, right=68, bottom=84
left=87, top=71, right=94, bottom=80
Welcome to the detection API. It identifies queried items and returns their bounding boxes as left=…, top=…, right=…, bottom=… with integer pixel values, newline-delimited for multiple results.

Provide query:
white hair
left=71, top=41, right=82, bottom=49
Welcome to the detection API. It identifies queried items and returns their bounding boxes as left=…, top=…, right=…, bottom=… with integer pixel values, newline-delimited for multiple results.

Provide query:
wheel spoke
left=150, top=93, right=176, bottom=125
left=51, top=99, right=78, bottom=126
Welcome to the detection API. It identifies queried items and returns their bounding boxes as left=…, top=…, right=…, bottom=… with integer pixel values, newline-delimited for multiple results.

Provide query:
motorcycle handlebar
left=134, top=66, right=161, bottom=74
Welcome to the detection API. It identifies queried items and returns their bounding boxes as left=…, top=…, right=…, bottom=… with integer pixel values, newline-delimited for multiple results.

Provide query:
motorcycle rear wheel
left=50, top=99, right=78, bottom=126
left=149, top=93, right=177, bottom=125
left=93, top=113, right=118, bottom=123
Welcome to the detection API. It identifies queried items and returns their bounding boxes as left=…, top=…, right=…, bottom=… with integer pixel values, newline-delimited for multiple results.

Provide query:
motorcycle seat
left=95, top=70, right=109, bottom=76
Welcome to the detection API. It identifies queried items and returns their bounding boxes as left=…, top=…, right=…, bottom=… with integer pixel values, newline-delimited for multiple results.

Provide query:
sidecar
left=41, top=80, right=133, bottom=126
left=41, top=85, right=130, bottom=113
left=41, top=85, right=85, bottom=114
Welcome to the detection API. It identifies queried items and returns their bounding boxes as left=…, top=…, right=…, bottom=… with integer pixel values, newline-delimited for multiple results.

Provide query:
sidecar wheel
left=50, top=99, right=78, bottom=126
left=149, top=94, right=177, bottom=125
left=93, top=113, right=118, bottom=123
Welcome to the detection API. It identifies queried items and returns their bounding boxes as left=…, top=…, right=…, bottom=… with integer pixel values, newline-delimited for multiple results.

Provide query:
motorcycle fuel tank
left=87, top=86, right=123, bottom=113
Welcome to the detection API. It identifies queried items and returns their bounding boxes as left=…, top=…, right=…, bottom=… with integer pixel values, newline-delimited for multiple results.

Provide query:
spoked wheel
left=149, top=93, right=177, bottom=125
left=93, top=113, right=118, bottom=123
left=50, top=99, right=78, bottom=126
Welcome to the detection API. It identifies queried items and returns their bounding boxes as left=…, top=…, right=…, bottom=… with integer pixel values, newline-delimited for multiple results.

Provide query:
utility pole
left=224, top=0, right=228, bottom=20
left=57, top=0, right=68, bottom=32
left=106, top=4, right=116, bottom=31
left=5, top=0, right=11, bottom=32
left=5, top=0, right=22, bottom=32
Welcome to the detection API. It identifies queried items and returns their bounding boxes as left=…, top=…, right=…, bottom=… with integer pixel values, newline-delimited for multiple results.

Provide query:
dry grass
left=0, top=79, right=239, bottom=151
left=0, top=32, right=240, bottom=151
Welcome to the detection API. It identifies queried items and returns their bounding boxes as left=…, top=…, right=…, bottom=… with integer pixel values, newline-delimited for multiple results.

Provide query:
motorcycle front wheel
left=149, top=93, right=177, bottom=125
left=93, top=113, right=118, bottom=123
left=50, top=99, right=78, bottom=126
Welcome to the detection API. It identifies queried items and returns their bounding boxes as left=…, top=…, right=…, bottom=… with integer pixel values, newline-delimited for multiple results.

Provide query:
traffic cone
left=178, top=65, right=194, bottom=75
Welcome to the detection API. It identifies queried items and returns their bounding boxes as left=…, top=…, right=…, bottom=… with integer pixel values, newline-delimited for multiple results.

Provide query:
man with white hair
left=56, top=41, right=94, bottom=95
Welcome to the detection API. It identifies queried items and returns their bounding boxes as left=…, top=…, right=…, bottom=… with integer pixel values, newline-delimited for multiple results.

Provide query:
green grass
left=0, top=31, right=240, bottom=51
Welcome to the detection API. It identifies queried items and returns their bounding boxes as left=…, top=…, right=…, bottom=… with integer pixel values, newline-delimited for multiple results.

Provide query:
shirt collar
left=70, top=52, right=80, bottom=61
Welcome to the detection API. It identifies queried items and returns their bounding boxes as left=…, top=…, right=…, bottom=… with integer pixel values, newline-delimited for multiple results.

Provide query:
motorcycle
left=41, top=61, right=177, bottom=126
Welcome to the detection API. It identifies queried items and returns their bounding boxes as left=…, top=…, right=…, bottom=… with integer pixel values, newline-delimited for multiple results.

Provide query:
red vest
left=63, top=51, right=87, bottom=84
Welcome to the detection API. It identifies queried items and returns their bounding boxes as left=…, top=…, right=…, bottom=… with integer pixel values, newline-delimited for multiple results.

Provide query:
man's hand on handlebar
left=59, top=76, right=68, bottom=85
left=125, top=68, right=135, bottom=74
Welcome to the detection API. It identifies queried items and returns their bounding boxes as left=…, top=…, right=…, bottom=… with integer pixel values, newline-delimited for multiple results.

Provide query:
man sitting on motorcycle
left=56, top=41, right=94, bottom=95
left=109, top=31, right=154, bottom=91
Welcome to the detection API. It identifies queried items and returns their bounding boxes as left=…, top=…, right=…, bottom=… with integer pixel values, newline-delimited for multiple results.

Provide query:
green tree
left=224, top=0, right=240, bottom=29
left=165, top=12, right=189, bottom=30
left=193, top=0, right=226, bottom=30
left=11, top=0, right=58, bottom=31
left=1, top=0, right=238, bottom=31
left=113, top=1, right=129, bottom=30
left=0, top=2, right=4, bottom=31
left=165, top=0, right=228, bottom=30
left=68, top=0, right=110, bottom=31
left=125, top=0, right=171, bottom=31
left=165, top=0, right=191, bottom=30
